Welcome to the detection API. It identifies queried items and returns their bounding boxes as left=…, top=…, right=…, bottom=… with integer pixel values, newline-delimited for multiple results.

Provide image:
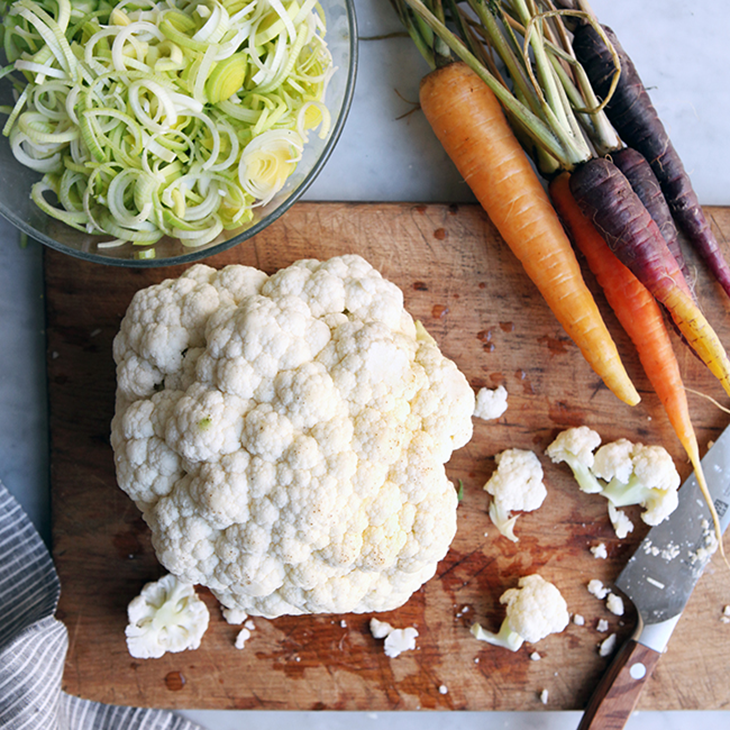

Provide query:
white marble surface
left=1, top=0, right=729, bottom=728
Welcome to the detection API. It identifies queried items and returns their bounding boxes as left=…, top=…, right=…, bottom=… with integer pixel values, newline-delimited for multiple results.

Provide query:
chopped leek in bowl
left=0, top=0, right=356, bottom=265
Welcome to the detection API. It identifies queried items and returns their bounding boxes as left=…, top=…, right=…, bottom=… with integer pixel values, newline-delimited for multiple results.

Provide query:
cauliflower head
left=471, top=574, right=569, bottom=651
left=111, top=255, right=474, bottom=618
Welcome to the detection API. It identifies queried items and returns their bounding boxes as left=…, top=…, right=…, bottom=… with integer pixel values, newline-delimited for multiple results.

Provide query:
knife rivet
left=630, top=662, right=647, bottom=680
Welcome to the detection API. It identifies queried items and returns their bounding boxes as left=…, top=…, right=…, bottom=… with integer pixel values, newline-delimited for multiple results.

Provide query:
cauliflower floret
left=484, top=449, right=547, bottom=542
left=125, top=574, right=209, bottom=659
left=111, top=255, right=475, bottom=618
left=471, top=574, right=569, bottom=651
left=473, top=385, right=508, bottom=421
left=547, top=428, right=680, bottom=533
left=545, top=426, right=603, bottom=493
left=594, top=442, right=680, bottom=526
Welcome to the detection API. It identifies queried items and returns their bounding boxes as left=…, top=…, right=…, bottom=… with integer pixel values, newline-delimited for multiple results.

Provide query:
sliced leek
left=0, top=0, right=335, bottom=251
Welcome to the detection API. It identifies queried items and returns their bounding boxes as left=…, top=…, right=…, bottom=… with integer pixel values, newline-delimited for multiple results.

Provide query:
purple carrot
left=568, top=156, right=730, bottom=395
left=611, top=147, right=692, bottom=287
left=568, top=157, right=687, bottom=302
left=571, top=22, right=730, bottom=299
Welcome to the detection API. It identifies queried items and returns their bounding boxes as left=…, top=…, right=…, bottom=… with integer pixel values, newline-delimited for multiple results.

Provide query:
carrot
left=569, top=157, right=730, bottom=398
left=571, top=21, right=730, bottom=299
left=419, top=61, right=639, bottom=406
left=550, top=170, right=724, bottom=555
left=611, top=147, right=692, bottom=290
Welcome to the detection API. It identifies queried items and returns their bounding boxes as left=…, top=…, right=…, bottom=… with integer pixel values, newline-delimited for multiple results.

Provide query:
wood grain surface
left=46, top=202, right=730, bottom=712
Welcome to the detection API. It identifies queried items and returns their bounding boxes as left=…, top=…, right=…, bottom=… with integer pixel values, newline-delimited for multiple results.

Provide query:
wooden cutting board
left=46, top=202, right=730, bottom=712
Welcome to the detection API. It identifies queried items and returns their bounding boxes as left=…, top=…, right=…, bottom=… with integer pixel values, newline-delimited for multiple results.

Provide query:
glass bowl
left=0, top=0, right=357, bottom=267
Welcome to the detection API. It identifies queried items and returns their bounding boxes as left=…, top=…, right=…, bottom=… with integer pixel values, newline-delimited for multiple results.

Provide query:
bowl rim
left=1, top=0, right=359, bottom=268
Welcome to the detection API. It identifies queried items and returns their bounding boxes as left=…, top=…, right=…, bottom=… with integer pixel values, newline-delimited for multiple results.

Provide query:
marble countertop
left=1, top=0, right=729, bottom=728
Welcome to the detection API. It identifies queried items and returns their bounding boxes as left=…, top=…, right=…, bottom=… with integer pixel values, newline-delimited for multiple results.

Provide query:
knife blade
left=578, top=423, right=730, bottom=730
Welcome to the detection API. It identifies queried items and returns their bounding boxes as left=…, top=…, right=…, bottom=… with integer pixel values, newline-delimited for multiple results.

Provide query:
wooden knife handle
left=578, top=639, right=662, bottom=730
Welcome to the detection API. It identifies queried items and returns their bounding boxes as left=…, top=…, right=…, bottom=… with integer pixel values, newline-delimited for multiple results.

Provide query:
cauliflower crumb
left=384, top=627, right=419, bottom=658
left=369, top=618, right=394, bottom=640
left=484, top=449, right=547, bottom=542
left=590, top=543, right=608, bottom=559
left=599, top=633, right=618, bottom=657
left=596, top=618, right=610, bottom=633
left=540, top=689, right=549, bottom=705
left=607, top=504, right=634, bottom=539
left=606, top=593, right=625, bottom=616
left=572, top=614, right=585, bottom=626
left=370, top=618, right=418, bottom=657
left=234, top=627, right=252, bottom=649
left=587, top=579, right=610, bottom=600
left=222, top=607, right=249, bottom=625
left=340, top=619, right=348, bottom=628
left=721, top=606, right=730, bottom=624
left=690, top=519, right=720, bottom=566
left=473, top=385, right=508, bottom=421
left=438, top=684, right=448, bottom=695
left=530, top=651, right=541, bottom=661
left=642, top=540, right=681, bottom=561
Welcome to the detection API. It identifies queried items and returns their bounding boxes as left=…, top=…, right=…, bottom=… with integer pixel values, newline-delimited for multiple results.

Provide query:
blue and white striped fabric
left=0, top=478, right=206, bottom=730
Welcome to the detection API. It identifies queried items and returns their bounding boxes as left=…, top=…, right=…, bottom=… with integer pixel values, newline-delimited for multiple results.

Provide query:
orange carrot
left=549, top=171, right=723, bottom=549
left=419, top=62, right=639, bottom=407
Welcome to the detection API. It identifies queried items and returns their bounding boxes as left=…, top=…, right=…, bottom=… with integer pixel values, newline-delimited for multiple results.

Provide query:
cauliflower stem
left=471, top=618, right=525, bottom=652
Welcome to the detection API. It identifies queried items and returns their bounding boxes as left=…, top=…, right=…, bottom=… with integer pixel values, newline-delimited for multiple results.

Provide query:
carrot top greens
left=391, top=0, right=621, bottom=172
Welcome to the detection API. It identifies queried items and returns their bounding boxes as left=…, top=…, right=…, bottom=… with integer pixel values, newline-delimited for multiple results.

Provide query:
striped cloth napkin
left=0, top=477, right=206, bottom=730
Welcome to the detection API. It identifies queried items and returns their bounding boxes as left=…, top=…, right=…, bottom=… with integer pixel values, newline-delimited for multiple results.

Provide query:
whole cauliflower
left=111, top=255, right=474, bottom=618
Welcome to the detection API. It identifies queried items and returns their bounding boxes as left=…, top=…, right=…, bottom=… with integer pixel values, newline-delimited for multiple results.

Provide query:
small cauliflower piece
left=369, top=618, right=419, bottom=657
left=111, top=255, right=475, bottom=618
left=221, top=606, right=249, bottom=625
left=234, top=626, right=252, bottom=649
left=606, top=593, right=625, bottom=616
left=471, top=574, right=569, bottom=652
left=590, top=543, right=608, bottom=560
left=545, top=426, right=603, bottom=493
left=384, top=627, right=419, bottom=658
left=587, top=579, right=610, bottom=600
left=484, top=449, right=547, bottom=542
left=369, top=617, right=395, bottom=640
left=473, top=385, right=508, bottom=421
left=599, top=633, right=618, bottom=657
left=125, top=574, right=209, bottom=659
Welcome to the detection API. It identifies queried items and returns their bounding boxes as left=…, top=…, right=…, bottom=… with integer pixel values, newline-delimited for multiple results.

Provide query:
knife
left=578, top=423, right=730, bottom=730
